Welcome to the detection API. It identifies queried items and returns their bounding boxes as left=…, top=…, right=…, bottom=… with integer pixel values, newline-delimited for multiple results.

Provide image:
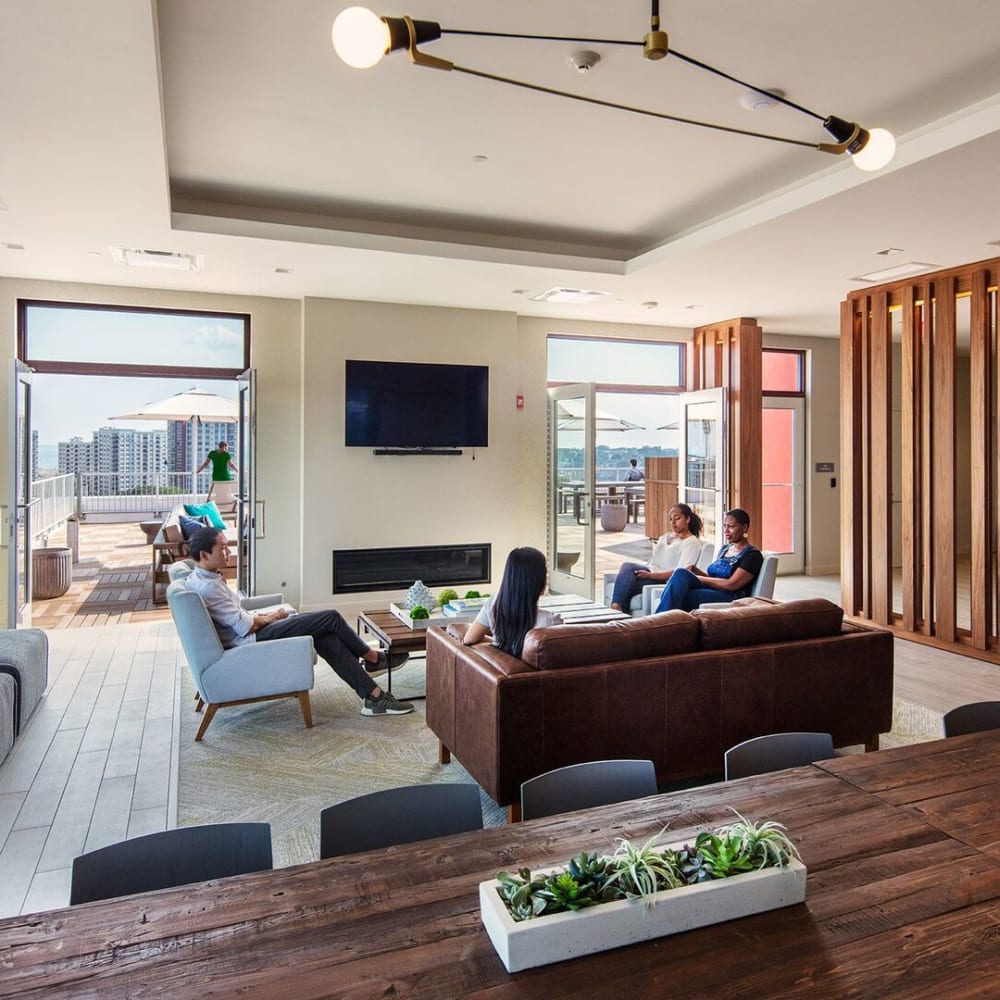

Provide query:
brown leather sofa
left=425, top=598, right=894, bottom=821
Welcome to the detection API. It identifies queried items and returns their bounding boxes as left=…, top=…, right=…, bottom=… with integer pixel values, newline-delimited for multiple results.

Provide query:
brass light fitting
left=331, top=2, right=896, bottom=171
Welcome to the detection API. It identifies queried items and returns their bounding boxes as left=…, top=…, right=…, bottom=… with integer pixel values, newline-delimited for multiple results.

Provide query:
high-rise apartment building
left=58, top=428, right=168, bottom=494
left=168, top=420, right=237, bottom=490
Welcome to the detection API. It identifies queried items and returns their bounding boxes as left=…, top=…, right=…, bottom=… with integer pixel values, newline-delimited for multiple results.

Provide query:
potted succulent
left=480, top=812, right=806, bottom=972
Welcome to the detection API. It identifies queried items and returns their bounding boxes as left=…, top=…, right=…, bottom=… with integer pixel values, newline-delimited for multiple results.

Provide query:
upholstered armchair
left=603, top=540, right=716, bottom=616
left=166, top=571, right=316, bottom=741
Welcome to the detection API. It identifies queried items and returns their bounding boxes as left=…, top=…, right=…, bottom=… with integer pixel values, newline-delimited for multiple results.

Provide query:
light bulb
left=852, top=128, right=896, bottom=171
left=332, top=6, right=389, bottom=69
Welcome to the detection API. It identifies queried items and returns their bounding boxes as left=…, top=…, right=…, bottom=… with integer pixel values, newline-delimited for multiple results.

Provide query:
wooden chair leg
left=865, top=736, right=880, bottom=752
left=506, top=803, right=522, bottom=824
left=195, top=703, right=218, bottom=741
left=298, top=691, right=313, bottom=729
left=439, top=741, right=451, bottom=765
left=194, top=694, right=204, bottom=713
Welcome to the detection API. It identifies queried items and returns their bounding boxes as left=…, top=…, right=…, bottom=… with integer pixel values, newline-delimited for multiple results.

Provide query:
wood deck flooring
left=30, top=521, right=171, bottom=630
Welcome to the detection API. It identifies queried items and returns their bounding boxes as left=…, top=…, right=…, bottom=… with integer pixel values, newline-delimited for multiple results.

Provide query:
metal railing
left=30, top=473, right=76, bottom=541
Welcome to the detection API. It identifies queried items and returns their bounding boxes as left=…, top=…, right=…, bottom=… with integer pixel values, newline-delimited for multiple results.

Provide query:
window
left=762, top=349, right=804, bottom=396
left=18, top=301, right=249, bottom=377
left=547, top=335, right=685, bottom=392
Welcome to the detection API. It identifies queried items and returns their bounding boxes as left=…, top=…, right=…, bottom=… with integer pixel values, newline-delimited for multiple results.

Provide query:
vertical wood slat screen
left=692, top=318, right=763, bottom=529
left=841, top=257, right=1000, bottom=660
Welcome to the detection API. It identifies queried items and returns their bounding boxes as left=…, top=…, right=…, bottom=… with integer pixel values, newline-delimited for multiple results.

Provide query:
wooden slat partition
left=692, top=318, right=763, bottom=528
left=841, top=256, right=1000, bottom=661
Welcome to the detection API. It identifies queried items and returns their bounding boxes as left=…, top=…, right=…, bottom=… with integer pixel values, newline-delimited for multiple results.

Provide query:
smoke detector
left=567, top=50, right=601, bottom=74
left=739, top=88, right=785, bottom=111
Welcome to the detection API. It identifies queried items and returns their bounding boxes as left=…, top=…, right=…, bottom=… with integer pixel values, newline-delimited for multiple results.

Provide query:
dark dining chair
left=942, top=701, right=1000, bottom=737
left=520, top=759, right=658, bottom=821
left=724, top=732, right=834, bottom=781
left=319, top=783, right=484, bottom=859
left=70, top=822, right=273, bottom=905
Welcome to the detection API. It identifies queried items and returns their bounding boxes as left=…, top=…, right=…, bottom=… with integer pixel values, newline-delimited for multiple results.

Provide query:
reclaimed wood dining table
left=4, top=730, right=1000, bottom=997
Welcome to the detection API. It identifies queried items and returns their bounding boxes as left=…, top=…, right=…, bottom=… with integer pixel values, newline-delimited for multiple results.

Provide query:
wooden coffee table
left=358, top=596, right=629, bottom=698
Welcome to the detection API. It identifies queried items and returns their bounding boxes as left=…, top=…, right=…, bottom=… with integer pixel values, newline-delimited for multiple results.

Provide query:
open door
left=236, top=368, right=257, bottom=597
left=678, top=387, right=726, bottom=547
left=8, top=361, right=34, bottom=626
left=549, top=383, right=595, bottom=598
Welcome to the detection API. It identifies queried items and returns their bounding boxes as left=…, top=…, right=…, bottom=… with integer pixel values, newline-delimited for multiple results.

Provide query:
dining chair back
left=942, top=701, right=1000, bottom=737
left=319, top=783, right=484, bottom=859
left=70, top=822, right=273, bottom=905
left=520, top=759, right=658, bottom=821
left=724, top=732, right=834, bottom=781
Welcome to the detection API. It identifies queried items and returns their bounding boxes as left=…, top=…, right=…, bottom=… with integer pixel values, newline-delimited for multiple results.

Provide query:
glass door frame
left=8, top=361, right=34, bottom=626
left=678, top=387, right=726, bottom=548
left=236, top=368, right=257, bottom=597
left=762, top=395, right=805, bottom=573
left=548, top=383, right=595, bottom=598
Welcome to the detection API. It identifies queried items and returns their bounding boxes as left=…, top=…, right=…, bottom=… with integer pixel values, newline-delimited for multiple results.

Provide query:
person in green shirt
left=197, top=440, right=238, bottom=509
left=197, top=440, right=237, bottom=483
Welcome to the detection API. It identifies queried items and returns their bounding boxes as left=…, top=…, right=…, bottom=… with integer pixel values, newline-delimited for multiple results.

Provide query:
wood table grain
left=5, top=733, right=1000, bottom=998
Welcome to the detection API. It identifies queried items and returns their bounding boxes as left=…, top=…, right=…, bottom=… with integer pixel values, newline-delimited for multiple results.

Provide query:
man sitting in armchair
left=185, top=526, right=413, bottom=717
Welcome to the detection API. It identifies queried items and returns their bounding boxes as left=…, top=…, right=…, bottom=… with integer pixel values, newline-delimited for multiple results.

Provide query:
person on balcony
left=623, top=457, right=644, bottom=481
left=609, top=503, right=703, bottom=612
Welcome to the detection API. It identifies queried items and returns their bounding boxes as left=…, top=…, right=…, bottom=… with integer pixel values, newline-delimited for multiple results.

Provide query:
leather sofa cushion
left=521, top=610, right=699, bottom=670
left=693, top=598, right=844, bottom=651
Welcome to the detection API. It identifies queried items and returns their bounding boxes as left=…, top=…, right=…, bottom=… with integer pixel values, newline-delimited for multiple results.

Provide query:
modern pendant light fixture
left=331, top=2, right=896, bottom=171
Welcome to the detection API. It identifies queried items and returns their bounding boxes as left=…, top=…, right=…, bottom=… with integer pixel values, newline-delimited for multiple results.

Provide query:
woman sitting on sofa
left=654, top=508, right=763, bottom=613
left=609, top=503, right=704, bottom=612
left=463, top=547, right=562, bottom=657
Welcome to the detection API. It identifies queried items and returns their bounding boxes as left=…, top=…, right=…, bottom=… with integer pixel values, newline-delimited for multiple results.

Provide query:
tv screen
left=345, top=360, right=489, bottom=449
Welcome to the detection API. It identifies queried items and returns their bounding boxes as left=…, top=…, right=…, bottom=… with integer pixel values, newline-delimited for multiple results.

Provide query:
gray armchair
left=166, top=574, right=316, bottom=741
left=603, top=540, right=716, bottom=616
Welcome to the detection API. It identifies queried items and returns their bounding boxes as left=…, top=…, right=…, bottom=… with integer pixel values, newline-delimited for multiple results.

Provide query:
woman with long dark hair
left=463, top=547, right=562, bottom=657
left=609, top=503, right=703, bottom=612
left=653, top=508, right=763, bottom=613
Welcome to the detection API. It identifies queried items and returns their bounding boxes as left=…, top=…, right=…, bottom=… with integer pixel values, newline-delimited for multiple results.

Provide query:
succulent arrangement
left=409, top=605, right=430, bottom=620
left=495, top=811, right=799, bottom=922
left=438, top=588, right=459, bottom=606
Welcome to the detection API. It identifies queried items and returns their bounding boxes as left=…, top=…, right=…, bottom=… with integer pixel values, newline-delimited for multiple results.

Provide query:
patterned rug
left=177, top=660, right=942, bottom=869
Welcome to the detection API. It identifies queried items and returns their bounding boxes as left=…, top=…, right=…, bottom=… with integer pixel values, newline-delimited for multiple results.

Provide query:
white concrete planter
left=480, top=852, right=807, bottom=973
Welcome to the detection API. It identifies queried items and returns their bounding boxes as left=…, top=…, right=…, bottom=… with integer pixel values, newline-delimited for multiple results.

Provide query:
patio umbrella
left=555, top=398, right=645, bottom=432
left=111, top=387, right=238, bottom=497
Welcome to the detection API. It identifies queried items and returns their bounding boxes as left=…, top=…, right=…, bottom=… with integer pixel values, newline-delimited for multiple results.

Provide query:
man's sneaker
left=363, top=650, right=410, bottom=675
left=361, top=690, right=415, bottom=716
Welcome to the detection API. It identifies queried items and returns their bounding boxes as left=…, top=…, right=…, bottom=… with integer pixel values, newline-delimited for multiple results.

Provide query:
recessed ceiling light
left=987, top=239, right=1000, bottom=247
left=683, top=304, right=702, bottom=310
left=641, top=301, right=659, bottom=309
left=530, top=287, right=613, bottom=304
left=850, top=261, right=939, bottom=282
left=472, top=154, right=488, bottom=163
left=1, top=242, right=24, bottom=251
left=87, top=249, right=102, bottom=256
left=511, top=288, right=529, bottom=295
left=875, top=247, right=904, bottom=256
left=110, top=247, right=202, bottom=271
left=274, top=267, right=294, bottom=274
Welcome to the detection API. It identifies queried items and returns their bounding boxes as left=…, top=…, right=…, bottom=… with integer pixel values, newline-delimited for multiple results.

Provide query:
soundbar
left=372, top=448, right=463, bottom=456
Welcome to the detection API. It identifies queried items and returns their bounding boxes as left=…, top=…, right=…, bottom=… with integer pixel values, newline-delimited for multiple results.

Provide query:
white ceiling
left=3, top=0, right=1000, bottom=336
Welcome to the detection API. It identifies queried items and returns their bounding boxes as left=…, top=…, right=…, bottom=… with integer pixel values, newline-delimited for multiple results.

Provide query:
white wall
left=763, top=333, right=841, bottom=576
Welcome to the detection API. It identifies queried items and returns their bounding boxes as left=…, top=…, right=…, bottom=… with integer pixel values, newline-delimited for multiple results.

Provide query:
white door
left=678, top=387, right=726, bottom=548
left=761, top=396, right=805, bottom=573
left=549, top=383, right=595, bottom=598
left=236, top=368, right=257, bottom=597
left=8, top=362, right=34, bottom=626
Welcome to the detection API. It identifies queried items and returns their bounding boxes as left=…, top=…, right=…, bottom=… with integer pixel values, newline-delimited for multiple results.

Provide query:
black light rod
left=453, top=65, right=819, bottom=148
left=444, top=29, right=642, bottom=47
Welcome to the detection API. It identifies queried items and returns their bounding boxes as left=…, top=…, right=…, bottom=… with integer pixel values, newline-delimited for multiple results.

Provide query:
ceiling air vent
left=110, top=247, right=203, bottom=272
left=530, top=287, right=613, bottom=305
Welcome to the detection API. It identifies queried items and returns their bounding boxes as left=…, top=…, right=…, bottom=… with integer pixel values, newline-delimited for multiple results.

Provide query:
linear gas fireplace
left=332, top=543, right=491, bottom=595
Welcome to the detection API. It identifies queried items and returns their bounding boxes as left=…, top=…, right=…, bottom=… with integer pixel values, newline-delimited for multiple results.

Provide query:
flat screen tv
left=345, top=360, right=489, bottom=450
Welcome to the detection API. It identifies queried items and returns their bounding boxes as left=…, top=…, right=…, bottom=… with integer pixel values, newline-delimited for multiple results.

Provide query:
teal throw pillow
left=184, top=501, right=226, bottom=530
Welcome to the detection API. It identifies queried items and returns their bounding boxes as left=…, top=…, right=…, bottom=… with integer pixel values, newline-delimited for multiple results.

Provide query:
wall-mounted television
left=345, top=360, right=489, bottom=450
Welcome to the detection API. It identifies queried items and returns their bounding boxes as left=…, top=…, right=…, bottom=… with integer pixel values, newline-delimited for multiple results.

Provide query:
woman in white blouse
left=609, top=503, right=704, bottom=612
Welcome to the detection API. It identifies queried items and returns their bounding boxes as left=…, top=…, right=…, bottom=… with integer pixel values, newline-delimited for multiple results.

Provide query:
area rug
left=177, top=658, right=506, bottom=868
left=177, top=660, right=943, bottom=869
